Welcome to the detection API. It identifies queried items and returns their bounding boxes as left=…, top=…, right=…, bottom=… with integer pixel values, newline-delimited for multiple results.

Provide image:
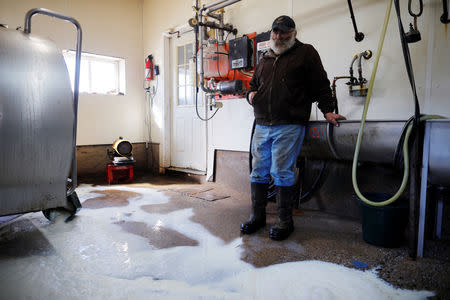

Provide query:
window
left=63, top=50, right=126, bottom=95
left=177, top=43, right=195, bottom=106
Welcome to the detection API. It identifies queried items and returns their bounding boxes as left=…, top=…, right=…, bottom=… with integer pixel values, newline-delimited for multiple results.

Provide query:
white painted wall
left=2, top=0, right=448, bottom=172
left=142, top=0, right=450, bottom=178
left=0, top=0, right=145, bottom=145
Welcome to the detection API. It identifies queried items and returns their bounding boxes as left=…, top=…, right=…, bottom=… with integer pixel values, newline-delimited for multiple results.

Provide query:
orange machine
left=204, top=32, right=258, bottom=100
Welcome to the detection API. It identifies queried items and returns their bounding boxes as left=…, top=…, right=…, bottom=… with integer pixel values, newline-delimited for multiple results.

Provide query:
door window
left=176, top=43, right=195, bottom=106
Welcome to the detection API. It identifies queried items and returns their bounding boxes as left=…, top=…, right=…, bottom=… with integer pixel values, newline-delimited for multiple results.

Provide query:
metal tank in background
left=0, top=9, right=82, bottom=220
left=300, top=119, right=450, bottom=185
left=301, top=120, right=405, bottom=165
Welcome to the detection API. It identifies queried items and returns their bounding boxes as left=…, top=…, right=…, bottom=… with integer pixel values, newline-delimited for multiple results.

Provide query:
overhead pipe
left=203, top=0, right=229, bottom=10
left=205, top=0, right=241, bottom=13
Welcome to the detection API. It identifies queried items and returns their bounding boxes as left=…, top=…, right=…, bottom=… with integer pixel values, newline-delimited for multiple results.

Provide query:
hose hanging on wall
left=395, top=0, right=421, bottom=121
left=347, top=0, right=364, bottom=42
left=352, top=0, right=446, bottom=207
left=352, top=0, right=398, bottom=207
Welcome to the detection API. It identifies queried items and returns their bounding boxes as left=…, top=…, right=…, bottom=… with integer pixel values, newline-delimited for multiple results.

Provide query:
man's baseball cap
left=272, top=15, right=296, bottom=32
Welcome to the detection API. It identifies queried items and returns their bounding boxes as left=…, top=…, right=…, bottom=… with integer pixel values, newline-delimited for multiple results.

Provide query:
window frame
left=62, top=50, right=126, bottom=96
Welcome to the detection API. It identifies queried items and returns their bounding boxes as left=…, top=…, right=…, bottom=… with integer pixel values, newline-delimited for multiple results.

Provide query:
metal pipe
left=347, top=0, right=364, bottom=42
left=357, top=54, right=364, bottom=85
left=201, top=21, right=234, bottom=33
left=194, top=0, right=211, bottom=120
left=417, top=122, right=431, bottom=257
left=218, top=11, right=224, bottom=43
left=357, top=50, right=372, bottom=85
left=25, top=8, right=82, bottom=195
left=332, top=76, right=356, bottom=99
left=206, top=12, right=221, bottom=20
left=441, top=0, right=450, bottom=23
left=203, top=0, right=229, bottom=10
left=349, top=54, right=358, bottom=84
left=206, top=0, right=241, bottom=13
left=199, top=6, right=216, bottom=93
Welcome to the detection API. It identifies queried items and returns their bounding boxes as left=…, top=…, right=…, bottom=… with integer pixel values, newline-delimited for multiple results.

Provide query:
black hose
left=393, top=115, right=415, bottom=168
left=298, top=159, right=327, bottom=203
left=393, top=0, right=421, bottom=122
left=393, top=113, right=429, bottom=169
left=334, top=97, right=339, bottom=115
left=249, top=119, right=256, bottom=173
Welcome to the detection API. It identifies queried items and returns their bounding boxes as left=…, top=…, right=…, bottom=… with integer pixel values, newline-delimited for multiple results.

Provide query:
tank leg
left=67, top=192, right=82, bottom=215
left=42, top=192, right=82, bottom=222
left=42, top=208, right=67, bottom=222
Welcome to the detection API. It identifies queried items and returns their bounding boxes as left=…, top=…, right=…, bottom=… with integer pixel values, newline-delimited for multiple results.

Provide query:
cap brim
left=272, top=24, right=292, bottom=32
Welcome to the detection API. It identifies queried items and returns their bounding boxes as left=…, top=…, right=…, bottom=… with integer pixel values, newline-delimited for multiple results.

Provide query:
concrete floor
left=0, top=173, right=449, bottom=299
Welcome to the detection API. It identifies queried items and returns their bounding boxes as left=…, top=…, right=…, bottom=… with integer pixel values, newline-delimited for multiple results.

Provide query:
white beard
left=270, top=34, right=296, bottom=55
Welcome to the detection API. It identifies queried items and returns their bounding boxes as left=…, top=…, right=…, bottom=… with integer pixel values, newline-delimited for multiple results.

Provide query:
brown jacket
left=248, top=39, right=334, bottom=125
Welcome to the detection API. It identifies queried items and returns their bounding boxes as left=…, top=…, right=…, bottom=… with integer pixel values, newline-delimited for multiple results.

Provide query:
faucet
left=347, top=50, right=372, bottom=97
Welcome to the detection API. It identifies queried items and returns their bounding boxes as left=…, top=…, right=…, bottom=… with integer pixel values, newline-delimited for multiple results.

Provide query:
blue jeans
left=250, top=124, right=306, bottom=186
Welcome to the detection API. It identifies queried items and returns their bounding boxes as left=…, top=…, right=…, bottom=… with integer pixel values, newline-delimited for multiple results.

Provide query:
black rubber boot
left=270, top=185, right=296, bottom=241
left=240, top=182, right=269, bottom=234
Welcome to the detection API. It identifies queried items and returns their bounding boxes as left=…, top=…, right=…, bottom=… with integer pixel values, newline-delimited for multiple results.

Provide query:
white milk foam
left=0, top=184, right=434, bottom=300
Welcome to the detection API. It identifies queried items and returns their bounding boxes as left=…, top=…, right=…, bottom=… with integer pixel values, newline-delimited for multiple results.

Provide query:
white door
left=170, top=33, right=206, bottom=172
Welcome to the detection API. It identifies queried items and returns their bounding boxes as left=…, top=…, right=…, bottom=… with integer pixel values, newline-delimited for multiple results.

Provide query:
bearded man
left=241, top=15, right=346, bottom=240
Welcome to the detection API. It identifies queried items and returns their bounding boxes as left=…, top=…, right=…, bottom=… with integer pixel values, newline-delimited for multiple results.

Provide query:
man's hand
left=248, top=91, right=257, bottom=105
left=325, top=112, right=346, bottom=127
